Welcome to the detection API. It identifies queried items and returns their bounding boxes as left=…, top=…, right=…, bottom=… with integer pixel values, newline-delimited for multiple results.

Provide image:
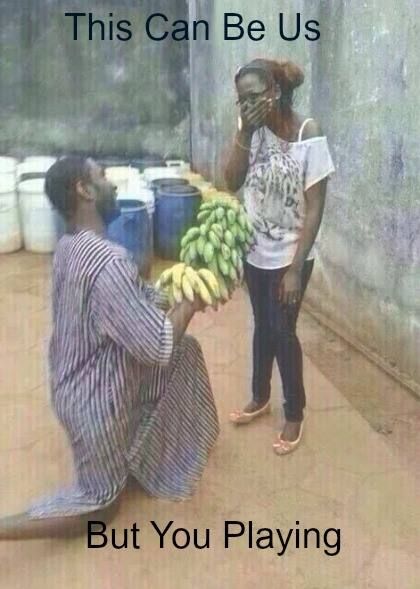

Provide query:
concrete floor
left=0, top=252, right=419, bottom=588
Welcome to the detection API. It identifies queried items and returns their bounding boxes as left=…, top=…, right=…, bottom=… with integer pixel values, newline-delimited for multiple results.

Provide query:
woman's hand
left=279, top=267, right=302, bottom=305
left=240, top=97, right=273, bottom=133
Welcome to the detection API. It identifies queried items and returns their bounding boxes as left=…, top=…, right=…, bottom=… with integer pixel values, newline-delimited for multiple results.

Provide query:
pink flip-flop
left=229, top=401, right=271, bottom=425
left=273, top=422, right=304, bottom=455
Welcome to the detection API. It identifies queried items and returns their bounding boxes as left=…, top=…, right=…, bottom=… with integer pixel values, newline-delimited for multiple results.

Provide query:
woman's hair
left=235, top=58, right=304, bottom=109
left=45, top=156, right=91, bottom=220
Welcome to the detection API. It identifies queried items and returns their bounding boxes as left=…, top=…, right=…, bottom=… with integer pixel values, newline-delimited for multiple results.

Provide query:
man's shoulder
left=57, top=230, right=132, bottom=278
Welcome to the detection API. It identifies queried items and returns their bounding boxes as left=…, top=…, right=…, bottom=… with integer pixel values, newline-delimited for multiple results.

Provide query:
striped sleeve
left=141, top=282, right=171, bottom=311
left=91, top=258, right=173, bottom=367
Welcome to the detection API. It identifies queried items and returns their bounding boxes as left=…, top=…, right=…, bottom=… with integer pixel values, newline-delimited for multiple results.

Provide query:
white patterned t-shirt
left=244, top=125, right=335, bottom=269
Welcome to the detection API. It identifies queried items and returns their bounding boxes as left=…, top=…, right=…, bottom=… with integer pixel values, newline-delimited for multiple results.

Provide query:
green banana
left=221, top=243, right=231, bottom=261
left=229, top=264, right=238, bottom=283
left=197, top=209, right=211, bottom=223
left=236, top=227, right=246, bottom=243
left=188, top=240, right=197, bottom=261
left=200, top=223, right=207, bottom=237
left=208, top=230, right=221, bottom=250
left=217, top=253, right=229, bottom=276
left=181, top=227, right=200, bottom=248
left=237, top=213, right=246, bottom=230
left=208, top=258, right=220, bottom=277
left=227, top=209, right=236, bottom=225
left=224, top=230, right=235, bottom=248
left=196, top=235, right=206, bottom=256
left=230, top=248, right=239, bottom=269
left=211, top=224, right=224, bottom=240
left=203, top=242, right=215, bottom=264
left=217, top=273, right=230, bottom=301
left=216, top=207, right=225, bottom=221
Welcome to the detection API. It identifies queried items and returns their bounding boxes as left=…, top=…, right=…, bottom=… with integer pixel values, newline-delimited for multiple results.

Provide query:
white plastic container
left=0, top=198, right=21, bottom=253
left=0, top=160, right=21, bottom=252
left=17, top=156, right=56, bottom=181
left=18, top=179, right=57, bottom=253
left=143, top=166, right=180, bottom=186
left=165, top=159, right=191, bottom=174
left=105, top=166, right=140, bottom=195
left=0, top=156, right=17, bottom=194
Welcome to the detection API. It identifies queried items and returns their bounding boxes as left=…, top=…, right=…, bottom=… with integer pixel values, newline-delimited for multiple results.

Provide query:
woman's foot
left=229, top=400, right=271, bottom=425
left=273, top=420, right=304, bottom=455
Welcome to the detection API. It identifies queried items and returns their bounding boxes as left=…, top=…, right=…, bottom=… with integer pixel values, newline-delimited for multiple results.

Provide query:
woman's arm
left=224, top=97, right=272, bottom=192
left=224, top=128, right=253, bottom=192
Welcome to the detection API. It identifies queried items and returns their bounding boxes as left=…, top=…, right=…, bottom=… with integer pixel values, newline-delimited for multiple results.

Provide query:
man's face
left=85, top=159, right=119, bottom=225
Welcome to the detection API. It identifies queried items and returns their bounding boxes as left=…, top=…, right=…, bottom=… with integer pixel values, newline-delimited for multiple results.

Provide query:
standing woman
left=226, top=58, right=334, bottom=455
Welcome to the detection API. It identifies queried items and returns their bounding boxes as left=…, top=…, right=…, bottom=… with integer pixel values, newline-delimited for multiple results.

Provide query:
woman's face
left=236, top=71, right=275, bottom=109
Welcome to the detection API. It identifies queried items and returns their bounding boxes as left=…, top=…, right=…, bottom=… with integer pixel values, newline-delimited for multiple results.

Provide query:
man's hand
left=279, top=267, right=302, bottom=306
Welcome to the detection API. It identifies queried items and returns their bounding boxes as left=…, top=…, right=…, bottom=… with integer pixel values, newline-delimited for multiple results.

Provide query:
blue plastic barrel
left=107, top=199, right=153, bottom=278
left=155, top=185, right=202, bottom=260
left=150, top=178, right=189, bottom=198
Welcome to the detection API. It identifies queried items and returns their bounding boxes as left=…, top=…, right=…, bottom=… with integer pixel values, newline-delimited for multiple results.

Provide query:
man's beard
left=96, top=196, right=121, bottom=226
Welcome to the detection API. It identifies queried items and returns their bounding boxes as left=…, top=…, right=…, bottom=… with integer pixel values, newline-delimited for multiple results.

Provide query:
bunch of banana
left=155, top=263, right=224, bottom=308
left=178, top=196, right=255, bottom=294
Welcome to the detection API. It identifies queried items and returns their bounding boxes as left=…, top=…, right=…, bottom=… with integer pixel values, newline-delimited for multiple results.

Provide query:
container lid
left=157, top=185, right=202, bottom=198
left=117, top=198, right=147, bottom=212
left=150, top=177, right=189, bottom=191
left=18, top=178, right=46, bottom=193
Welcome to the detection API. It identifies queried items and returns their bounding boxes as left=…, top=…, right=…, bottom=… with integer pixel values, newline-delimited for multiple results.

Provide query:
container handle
left=166, top=160, right=185, bottom=168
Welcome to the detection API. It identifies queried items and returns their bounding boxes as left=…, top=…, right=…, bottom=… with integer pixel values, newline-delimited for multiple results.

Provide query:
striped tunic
left=28, top=230, right=219, bottom=518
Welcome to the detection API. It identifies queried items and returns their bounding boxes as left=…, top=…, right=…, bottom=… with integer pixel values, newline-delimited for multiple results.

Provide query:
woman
left=226, top=58, right=334, bottom=455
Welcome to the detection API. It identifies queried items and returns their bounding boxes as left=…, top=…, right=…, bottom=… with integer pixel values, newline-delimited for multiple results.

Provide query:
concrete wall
left=189, top=0, right=420, bottom=390
left=0, top=0, right=190, bottom=159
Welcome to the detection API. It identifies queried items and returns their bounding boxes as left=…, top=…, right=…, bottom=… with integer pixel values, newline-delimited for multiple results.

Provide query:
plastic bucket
left=150, top=177, right=189, bottom=196
left=18, top=179, right=58, bottom=253
left=107, top=199, right=153, bottom=278
left=17, top=156, right=56, bottom=182
left=0, top=156, right=17, bottom=174
left=0, top=197, right=22, bottom=253
left=0, top=157, right=17, bottom=195
left=154, top=185, right=202, bottom=260
left=105, top=166, right=140, bottom=195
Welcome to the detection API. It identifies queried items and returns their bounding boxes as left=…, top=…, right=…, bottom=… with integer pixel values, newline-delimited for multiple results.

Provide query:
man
left=0, top=157, right=219, bottom=540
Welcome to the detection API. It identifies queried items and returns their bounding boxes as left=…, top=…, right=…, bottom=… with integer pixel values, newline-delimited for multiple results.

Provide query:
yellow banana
left=198, top=269, right=220, bottom=299
left=193, top=274, right=213, bottom=306
left=217, top=274, right=230, bottom=302
left=181, top=274, right=195, bottom=302
left=172, top=282, right=183, bottom=304
left=172, top=263, right=186, bottom=289
left=184, top=266, right=199, bottom=287
left=159, top=267, right=174, bottom=287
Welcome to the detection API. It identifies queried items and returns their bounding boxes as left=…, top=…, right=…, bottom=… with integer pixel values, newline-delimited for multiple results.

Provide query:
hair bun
left=277, top=60, right=304, bottom=91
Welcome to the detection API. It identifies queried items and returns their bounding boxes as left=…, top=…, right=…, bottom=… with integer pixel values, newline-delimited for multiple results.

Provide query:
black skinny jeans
left=244, top=260, right=314, bottom=422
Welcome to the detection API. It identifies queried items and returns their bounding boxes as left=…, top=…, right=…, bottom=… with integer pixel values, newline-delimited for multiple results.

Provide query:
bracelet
left=235, top=138, right=251, bottom=152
